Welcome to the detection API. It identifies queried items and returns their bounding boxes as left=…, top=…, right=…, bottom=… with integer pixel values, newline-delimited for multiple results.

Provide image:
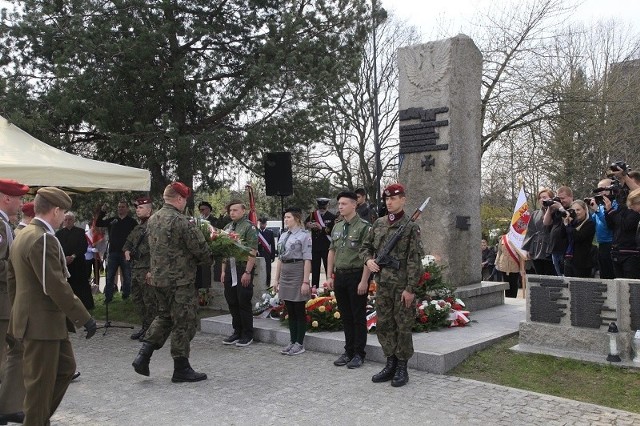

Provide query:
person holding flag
left=498, top=184, right=531, bottom=298
left=257, top=218, right=276, bottom=287
left=304, top=198, right=336, bottom=289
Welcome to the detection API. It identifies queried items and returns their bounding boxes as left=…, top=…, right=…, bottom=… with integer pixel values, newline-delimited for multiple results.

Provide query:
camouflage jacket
left=123, top=222, right=150, bottom=270
left=147, top=204, right=212, bottom=287
left=360, top=213, right=424, bottom=294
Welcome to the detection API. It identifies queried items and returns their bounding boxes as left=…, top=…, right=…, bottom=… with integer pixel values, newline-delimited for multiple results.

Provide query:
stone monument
left=398, top=35, right=504, bottom=309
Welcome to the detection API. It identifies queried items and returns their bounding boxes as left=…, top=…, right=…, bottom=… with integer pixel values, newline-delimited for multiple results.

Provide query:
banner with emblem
left=507, top=185, right=530, bottom=253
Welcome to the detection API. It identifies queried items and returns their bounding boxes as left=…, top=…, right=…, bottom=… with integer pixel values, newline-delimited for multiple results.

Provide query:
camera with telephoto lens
left=584, top=195, right=605, bottom=206
left=542, top=197, right=561, bottom=207
left=558, top=207, right=577, bottom=220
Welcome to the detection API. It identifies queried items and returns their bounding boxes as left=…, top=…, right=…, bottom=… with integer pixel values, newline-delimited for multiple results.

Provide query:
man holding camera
left=587, top=179, right=616, bottom=279
left=543, top=186, right=574, bottom=275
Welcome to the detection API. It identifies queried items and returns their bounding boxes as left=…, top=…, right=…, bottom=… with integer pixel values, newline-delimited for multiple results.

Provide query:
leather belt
left=281, top=259, right=304, bottom=264
left=335, top=268, right=363, bottom=274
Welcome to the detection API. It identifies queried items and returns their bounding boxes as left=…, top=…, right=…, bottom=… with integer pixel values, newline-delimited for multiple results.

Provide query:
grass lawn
left=91, top=293, right=226, bottom=326
left=449, top=335, right=640, bottom=413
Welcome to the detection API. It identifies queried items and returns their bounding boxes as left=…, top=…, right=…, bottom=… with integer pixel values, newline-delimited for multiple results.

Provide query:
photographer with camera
left=543, top=186, right=574, bottom=275
left=609, top=161, right=640, bottom=193
left=605, top=169, right=640, bottom=279
left=522, top=188, right=556, bottom=275
left=586, top=178, right=616, bottom=278
left=627, top=188, right=640, bottom=248
left=563, top=200, right=595, bottom=278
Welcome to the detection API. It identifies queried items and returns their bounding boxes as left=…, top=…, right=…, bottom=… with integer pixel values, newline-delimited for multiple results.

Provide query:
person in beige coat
left=495, top=233, right=525, bottom=298
left=7, top=187, right=96, bottom=426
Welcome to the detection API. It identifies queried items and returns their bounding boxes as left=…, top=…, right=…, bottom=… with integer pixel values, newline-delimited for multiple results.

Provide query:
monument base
left=455, top=281, right=509, bottom=311
left=202, top=257, right=268, bottom=312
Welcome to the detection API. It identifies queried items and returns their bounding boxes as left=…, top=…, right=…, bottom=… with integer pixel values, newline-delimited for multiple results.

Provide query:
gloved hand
left=84, top=318, right=97, bottom=339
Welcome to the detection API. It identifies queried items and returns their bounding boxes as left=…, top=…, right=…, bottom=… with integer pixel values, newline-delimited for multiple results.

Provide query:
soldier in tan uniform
left=132, top=182, right=212, bottom=383
left=8, top=187, right=96, bottom=425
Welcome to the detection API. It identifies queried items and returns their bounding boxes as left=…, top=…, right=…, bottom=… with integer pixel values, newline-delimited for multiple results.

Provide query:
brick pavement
left=52, top=328, right=640, bottom=425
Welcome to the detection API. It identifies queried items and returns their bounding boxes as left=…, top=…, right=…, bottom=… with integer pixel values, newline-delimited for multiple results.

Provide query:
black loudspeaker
left=264, top=152, right=293, bottom=196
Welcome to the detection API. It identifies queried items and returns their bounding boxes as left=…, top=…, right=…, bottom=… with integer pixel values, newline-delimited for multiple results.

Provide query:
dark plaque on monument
left=630, top=283, right=640, bottom=330
left=530, top=277, right=567, bottom=324
left=569, top=281, right=610, bottom=329
left=398, top=107, right=449, bottom=155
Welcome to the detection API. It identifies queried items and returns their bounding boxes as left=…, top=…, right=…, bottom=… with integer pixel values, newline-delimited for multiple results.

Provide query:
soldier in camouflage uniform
left=132, top=182, right=212, bottom=383
left=220, top=200, right=258, bottom=347
left=361, top=183, right=424, bottom=387
left=123, top=196, right=156, bottom=341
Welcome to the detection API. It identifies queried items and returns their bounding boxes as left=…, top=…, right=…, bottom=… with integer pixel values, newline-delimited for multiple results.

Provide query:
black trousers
left=532, top=258, right=555, bottom=276
left=311, top=250, right=329, bottom=288
left=223, top=263, right=254, bottom=339
left=598, top=242, right=615, bottom=279
left=333, top=270, right=368, bottom=358
left=498, top=271, right=520, bottom=298
left=611, top=253, right=640, bottom=279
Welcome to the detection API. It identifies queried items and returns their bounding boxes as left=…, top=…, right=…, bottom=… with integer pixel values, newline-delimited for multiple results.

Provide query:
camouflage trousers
left=375, top=284, right=415, bottom=361
left=131, top=268, right=157, bottom=328
left=144, top=285, right=198, bottom=359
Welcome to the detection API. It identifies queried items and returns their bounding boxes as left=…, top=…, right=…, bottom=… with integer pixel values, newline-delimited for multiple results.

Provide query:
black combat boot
left=171, top=357, right=207, bottom=383
left=371, top=355, right=397, bottom=383
left=132, top=342, right=155, bottom=376
left=391, top=359, right=409, bottom=387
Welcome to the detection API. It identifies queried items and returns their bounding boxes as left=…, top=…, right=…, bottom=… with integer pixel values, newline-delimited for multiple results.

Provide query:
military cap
left=0, top=179, right=29, bottom=196
left=134, top=196, right=152, bottom=207
left=198, top=201, right=213, bottom=210
left=170, top=182, right=191, bottom=198
left=21, top=201, right=35, bottom=218
left=316, top=197, right=330, bottom=207
left=336, top=191, right=357, bottom=201
left=383, top=183, right=405, bottom=197
left=37, top=187, right=72, bottom=210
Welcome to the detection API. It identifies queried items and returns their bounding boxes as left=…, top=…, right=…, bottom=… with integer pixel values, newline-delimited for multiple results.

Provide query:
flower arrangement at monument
left=304, top=294, right=342, bottom=332
left=253, top=288, right=284, bottom=319
left=196, top=219, right=252, bottom=260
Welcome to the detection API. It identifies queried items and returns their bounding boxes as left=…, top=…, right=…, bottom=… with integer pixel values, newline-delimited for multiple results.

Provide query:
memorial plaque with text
left=569, top=281, right=610, bottom=329
left=630, top=283, right=640, bottom=330
left=530, top=279, right=568, bottom=324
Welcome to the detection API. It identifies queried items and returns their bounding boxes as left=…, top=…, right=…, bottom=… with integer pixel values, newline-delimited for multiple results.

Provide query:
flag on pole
left=507, top=185, right=531, bottom=252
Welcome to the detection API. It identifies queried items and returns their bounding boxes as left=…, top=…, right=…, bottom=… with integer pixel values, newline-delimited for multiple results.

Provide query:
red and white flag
left=507, top=185, right=530, bottom=253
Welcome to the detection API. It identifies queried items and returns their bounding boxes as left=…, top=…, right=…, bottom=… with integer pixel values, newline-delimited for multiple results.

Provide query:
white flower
left=434, top=304, right=441, bottom=311
left=421, top=300, right=429, bottom=306
left=430, top=300, right=438, bottom=305
left=418, top=305, right=425, bottom=310
left=421, top=255, right=436, bottom=267
left=255, top=302, right=261, bottom=309
left=330, top=291, right=335, bottom=297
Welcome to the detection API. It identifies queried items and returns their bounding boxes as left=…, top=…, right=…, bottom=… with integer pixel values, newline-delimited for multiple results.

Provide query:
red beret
left=21, top=202, right=35, bottom=218
left=383, top=183, right=405, bottom=197
left=0, top=179, right=29, bottom=197
left=134, top=196, right=153, bottom=207
left=171, top=182, right=191, bottom=199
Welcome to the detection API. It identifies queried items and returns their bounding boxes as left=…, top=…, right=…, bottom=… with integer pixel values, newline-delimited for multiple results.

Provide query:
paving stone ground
left=51, top=327, right=640, bottom=425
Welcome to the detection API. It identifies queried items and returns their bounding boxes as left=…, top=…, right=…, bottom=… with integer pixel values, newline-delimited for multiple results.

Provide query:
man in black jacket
left=96, top=201, right=137, bottom=303
left=257, top=218, right=277, bottom=287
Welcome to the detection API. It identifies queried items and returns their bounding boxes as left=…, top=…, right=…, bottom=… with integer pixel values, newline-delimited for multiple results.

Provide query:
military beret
left=198, top=201, right=213, bottom=210
left=316, top=197, right=330, bottom=206
left=336, top=191, right=357, bottom=201
left=0, top=179, right=29, bottom=196
left=170, top=182, right=191, bottom=199
left=21, top=201, right=35, bottom=218
left=37, top=187, right=72, bottom=210
left=134, top=196, right=152, bottom=207
left=383, top=183, right=405, bottom=197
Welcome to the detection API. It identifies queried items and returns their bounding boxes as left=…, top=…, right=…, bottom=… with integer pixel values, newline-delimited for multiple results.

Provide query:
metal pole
left=372, top=0, right=382, bottom=213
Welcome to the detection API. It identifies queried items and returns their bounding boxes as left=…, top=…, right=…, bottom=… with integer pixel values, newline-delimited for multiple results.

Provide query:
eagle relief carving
left=399, top=41, right=450, bottom=104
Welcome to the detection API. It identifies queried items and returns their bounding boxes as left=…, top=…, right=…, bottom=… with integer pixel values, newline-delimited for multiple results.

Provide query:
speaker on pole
left=264, top=152, right=293, bottom=196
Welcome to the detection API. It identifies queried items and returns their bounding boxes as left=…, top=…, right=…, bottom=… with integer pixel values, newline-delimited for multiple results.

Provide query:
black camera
left=542, top=197, right=560, bottom=207
left=584, top=195, right=605, bottom=206
left=560, top=208, right=577, bottom=220
left=609, top=160, right=631, bottom=174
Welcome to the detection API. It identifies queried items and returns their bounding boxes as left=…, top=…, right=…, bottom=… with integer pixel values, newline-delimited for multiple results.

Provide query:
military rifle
left=374, top=197, right=430, bottom=270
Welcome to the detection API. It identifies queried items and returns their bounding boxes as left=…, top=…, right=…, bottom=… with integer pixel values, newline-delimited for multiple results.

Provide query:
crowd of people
left=483, top=164, right=640, bottom=298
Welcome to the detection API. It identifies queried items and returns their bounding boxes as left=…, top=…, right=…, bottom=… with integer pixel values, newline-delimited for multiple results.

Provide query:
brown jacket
left=8, top=218, right=90, bottom=340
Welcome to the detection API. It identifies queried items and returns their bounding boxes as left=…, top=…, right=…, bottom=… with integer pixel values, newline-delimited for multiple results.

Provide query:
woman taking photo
left=274, top=207, right=312, bottom=356
left=563, top=200, right=596, bottom=278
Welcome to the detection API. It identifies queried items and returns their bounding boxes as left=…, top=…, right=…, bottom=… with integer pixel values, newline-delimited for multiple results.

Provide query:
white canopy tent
left=0, top=115, right=150, bottom=193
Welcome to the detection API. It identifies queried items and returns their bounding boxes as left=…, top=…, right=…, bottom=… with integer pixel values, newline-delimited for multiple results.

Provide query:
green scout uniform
left=360, top=213, right=424, bottom=361
left=123, top=221, right=156, bottom=329
left=145, top=204, right=211, bottom=359
left=222, top=217, right=258, bottom=340
left=330, top=214, right=370, bottom=359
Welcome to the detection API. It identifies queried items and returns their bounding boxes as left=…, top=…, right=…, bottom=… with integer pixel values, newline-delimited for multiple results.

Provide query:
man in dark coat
left=257, top=217, right=277, bottom=287
left=304, top=198, right=336, bottom=288
left=56, top=212, right=93, bottom=310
